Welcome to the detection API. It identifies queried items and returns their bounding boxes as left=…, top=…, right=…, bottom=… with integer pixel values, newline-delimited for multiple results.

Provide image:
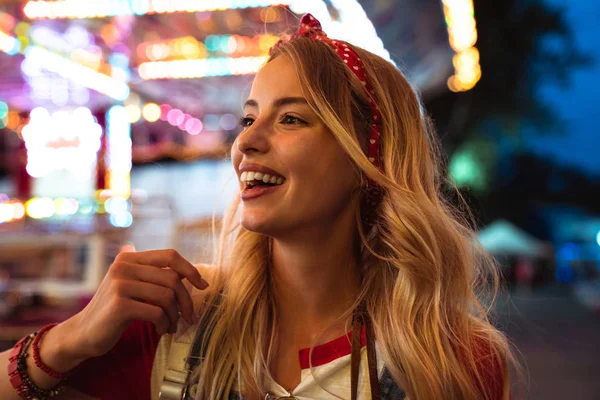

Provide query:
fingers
left=116, top=280, right=180, bottom=333
left=116, top=250, right=208, bottom=290
left=119, top=263, right=197, bottom=325
left=119, top=298, right=171, bottom=336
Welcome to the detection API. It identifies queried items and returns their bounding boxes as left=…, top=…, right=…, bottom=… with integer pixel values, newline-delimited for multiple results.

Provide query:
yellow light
left=125, top=104, right=141, bottom=123
left=181, top=37, right=200, bottom=59
left=447, top=75, right=461, bottom=92
left=443, top=0, right=481, bottom=91
left=25, top=197, right=55, bottom=219
left=142, top=103, right=161, bottom=122
left=110, top=171, right=131, bottom=199
left=14, top=21, right=30, bottom=36
left=259, top=35, right=279, bottom=53
left=452, top=48, right=479, bottom=71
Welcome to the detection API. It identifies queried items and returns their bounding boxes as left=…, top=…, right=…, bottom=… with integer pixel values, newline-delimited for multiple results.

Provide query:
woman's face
left=231, top=55, right=360, bottom=236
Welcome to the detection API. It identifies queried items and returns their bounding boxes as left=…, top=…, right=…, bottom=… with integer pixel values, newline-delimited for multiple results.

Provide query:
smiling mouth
left=240, top=171, right=286, bottom=189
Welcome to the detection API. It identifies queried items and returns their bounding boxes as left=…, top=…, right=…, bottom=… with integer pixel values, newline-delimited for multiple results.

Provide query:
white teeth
left=240, top=170, right=286, bottom=185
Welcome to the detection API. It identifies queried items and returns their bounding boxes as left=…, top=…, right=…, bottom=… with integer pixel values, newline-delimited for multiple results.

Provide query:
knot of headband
left=270, top=13, right=383, bottom=172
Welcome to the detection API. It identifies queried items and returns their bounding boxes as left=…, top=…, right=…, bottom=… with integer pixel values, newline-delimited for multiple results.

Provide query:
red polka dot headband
left=270, top=13, right=383, bottom=171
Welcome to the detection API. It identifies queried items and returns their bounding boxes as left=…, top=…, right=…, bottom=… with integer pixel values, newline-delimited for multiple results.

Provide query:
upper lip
left=239, top=162, right=285, bottom=179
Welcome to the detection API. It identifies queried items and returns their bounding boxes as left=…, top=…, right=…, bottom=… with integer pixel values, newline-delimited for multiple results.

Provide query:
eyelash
left=238, top=115, right=306, bottom=129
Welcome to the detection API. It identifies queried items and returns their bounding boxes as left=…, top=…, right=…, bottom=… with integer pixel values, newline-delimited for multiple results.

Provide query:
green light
left=449, top=150, right=485, bottom=191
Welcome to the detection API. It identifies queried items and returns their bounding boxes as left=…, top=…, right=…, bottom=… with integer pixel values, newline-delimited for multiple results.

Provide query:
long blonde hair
left=192, top=35, right=520, bottom=400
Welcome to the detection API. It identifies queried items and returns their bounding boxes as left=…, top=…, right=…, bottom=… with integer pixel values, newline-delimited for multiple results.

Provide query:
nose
left=235, top=119, right=270, bottom=156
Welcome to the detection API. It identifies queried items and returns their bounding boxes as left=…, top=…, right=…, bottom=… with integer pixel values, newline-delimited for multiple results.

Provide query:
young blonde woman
left=1, top=14, right=518, bottom=400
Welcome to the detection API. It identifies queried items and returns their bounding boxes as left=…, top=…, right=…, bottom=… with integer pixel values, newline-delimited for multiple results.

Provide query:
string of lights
left=442, top=0, right=481, bottom=92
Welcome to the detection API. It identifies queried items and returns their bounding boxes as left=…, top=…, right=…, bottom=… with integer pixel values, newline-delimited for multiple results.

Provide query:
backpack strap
left=156, top=294, right=223, bottom=400
left=157, top=324, right=196, bottom=400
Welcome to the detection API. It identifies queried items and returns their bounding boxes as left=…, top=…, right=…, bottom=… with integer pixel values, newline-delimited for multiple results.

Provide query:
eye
left=239, top=117, right=254, bottom=129
left=280, top=115, right=306, bottom=125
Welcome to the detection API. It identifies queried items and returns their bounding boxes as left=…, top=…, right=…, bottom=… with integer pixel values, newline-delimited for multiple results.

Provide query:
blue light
left=596, top=231, right=600, bottom=247
left=109, top=211, right=133, bottom=228
left=109, top=53, right=130, bottom=69
left=0, top=101, right=8, bottom=119
left=555, top=261, right=574, bottom=283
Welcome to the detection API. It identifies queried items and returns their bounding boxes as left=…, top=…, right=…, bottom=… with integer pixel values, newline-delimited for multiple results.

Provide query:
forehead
left=248, top=55, right=304, bottom=103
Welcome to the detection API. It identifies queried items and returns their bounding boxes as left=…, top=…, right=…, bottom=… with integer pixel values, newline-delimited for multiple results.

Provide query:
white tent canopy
left=477, top=219, right=549, bottom=257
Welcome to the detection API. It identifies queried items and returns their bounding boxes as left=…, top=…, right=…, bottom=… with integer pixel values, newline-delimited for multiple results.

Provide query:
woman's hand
left=66, top=249, right=209, bottom=361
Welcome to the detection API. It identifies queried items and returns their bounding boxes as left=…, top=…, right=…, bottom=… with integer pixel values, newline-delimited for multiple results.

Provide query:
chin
left=240, top=212, right=273, bottom=234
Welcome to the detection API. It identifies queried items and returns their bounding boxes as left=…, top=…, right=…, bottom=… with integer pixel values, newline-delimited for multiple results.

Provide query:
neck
left=269, top=205, right=361, bottom=344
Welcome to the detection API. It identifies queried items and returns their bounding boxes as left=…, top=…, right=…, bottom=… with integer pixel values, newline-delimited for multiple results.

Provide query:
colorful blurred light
left=219, top=114, right=238, bottom=131
left=138, top=56, right=268, bottom=80
left=23, top=0, right=293, bottom=19
left=22, top=107, right=102, bottom=179
left=106, top=106, right=132, bottom=199
left=125, top=104, right=142, bottom=123
left=185, top=118, right=203, bottom=135
left=442, top=0, right=481, bottom=92
left=0, top=29, right=20, bottom=55
left=0, top=201, right=25, bottom=223
left=25, top=197, right=55, bottom=219
left=142, top=103, right=161, bottom=122
left=109, top=211, right=133, bottom=228
left=0, top=101, right=8, bottom=119
left=24, top=46, right=129, bottom=100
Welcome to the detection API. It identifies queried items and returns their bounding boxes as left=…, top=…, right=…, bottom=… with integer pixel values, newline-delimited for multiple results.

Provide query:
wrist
left=38, top=318, right=87, bottom=374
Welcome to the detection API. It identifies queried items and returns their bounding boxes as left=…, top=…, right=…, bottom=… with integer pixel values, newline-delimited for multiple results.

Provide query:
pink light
left=186, top=118, right=203, bottom=135
left=178, top=113, right=191, bottom=129
left=167, top=108, right=184, bottom=126
left=159, top=104, right=171, bottom=121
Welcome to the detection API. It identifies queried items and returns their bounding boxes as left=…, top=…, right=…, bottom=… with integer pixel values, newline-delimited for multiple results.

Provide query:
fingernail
left=199, top=278, right=209, bottom=289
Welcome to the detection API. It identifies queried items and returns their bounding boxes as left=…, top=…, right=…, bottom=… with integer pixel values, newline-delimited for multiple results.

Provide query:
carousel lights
left=106, top=106, right=132, bottom=199
left=442, top=0, right=481, bottom=92
left=23, top=0, right=293, bottom=19
left=138, top=56, right=267, bottom=80
left=24, top=46, right=129, bottom=100
left=137, top=34, right=278, bottom=62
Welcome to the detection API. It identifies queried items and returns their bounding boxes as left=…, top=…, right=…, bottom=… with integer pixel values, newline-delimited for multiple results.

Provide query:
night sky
left=525, top=0, right=600, bottom=175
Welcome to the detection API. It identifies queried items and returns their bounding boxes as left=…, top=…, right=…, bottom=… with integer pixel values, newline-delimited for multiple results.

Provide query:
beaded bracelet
left=7, top=328, right=64, bottom=400
left=31, top=323, right=72, bottom=380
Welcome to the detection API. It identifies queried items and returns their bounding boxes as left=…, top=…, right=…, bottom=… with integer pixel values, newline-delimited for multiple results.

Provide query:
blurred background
left=0, top=0, right=598, bottom=398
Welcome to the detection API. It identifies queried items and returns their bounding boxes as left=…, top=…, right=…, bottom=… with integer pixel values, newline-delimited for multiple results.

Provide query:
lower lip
left=241, top=184, right=282, bottom=201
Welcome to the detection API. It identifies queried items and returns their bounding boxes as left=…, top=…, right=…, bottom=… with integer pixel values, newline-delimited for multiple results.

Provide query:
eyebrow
left=243, top=96, right=309, bottom=110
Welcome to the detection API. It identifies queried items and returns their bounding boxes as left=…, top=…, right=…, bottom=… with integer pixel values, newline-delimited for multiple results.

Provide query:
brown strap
left=350, top=305, right=380, bottom=400
left=350, top=314, right=362, bottom=400
left=365, top=314, right=381, bottom=400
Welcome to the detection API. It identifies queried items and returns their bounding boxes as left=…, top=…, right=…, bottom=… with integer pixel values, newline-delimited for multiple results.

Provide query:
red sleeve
left=67, top=320, right=161, bottom=400
left=472, top=337, right=511, bottom=400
